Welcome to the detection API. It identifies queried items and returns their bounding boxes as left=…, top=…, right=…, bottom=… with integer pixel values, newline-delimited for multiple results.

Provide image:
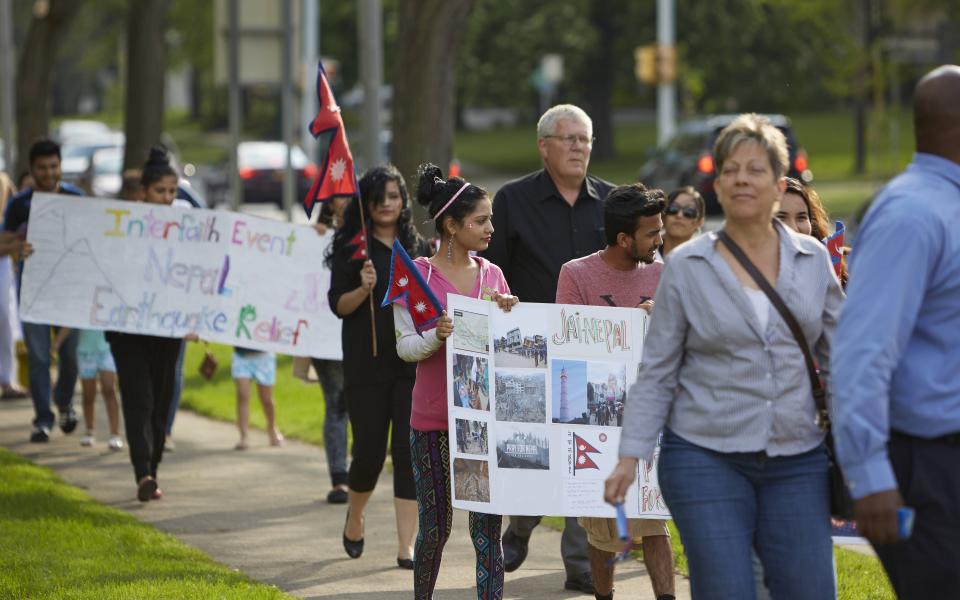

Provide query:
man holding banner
left=555, top=183, right=675, bottom=600
left=481, top=103, right=611, bottom=593
left=3, top=139, right=83, bottom=443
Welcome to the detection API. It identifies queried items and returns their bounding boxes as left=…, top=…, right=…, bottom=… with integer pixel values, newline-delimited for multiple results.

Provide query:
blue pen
left=897, top=507, right=914, bottom=540
left=615, top=503, right=629, bottom=541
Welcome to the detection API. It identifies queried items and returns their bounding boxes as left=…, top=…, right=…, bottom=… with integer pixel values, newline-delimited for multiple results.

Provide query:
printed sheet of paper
left=19, top=193, right=342, bottom=358
left=446, top=295, right=669, bottom=518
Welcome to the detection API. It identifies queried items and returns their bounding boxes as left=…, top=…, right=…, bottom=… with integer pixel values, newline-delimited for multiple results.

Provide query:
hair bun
left=146, top=145, right=171, bottom=167
left=416, top=163, right=445, bottom=211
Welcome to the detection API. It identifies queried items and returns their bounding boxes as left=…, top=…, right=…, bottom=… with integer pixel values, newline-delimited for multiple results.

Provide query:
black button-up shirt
left=480, top=169, right=613, bottom=304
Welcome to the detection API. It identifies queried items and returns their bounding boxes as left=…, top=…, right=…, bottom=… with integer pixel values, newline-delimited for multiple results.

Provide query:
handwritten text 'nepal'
left=103, top=208, right=299, bottom=256
left=551, top=308, right=632, bottom=353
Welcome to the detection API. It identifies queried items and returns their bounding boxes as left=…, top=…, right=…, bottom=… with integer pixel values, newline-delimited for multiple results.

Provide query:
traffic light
left=657, top=44, right=677, bottom=83
left=634, top=44, right=677, bottom=84
left=634, top=45, right=658, bottom=84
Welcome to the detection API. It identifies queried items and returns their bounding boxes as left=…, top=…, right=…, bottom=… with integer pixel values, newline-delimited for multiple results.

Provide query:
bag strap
left=716, top=230, right=829, bottom=429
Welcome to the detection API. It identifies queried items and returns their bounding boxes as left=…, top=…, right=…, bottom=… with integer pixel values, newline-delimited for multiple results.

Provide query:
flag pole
left=356, top=196, right=378, bottom=357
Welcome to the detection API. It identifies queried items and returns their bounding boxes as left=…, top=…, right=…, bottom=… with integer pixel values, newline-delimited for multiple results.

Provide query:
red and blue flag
left=381, top=240, right=443, bottom=335
left=824, top=220, right=845, bottom=279
left=303, top=61, right=359, bottom=217
left=572, top=433, right=600, bottom=473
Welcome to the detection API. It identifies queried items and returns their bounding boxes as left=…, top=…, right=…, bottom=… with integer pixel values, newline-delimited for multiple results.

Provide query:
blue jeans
left=313, top=359, right=348, bottom=487
left=23, top=323, right=78, bottom=429
left=658, top=428, right=835, bottom=600
left=166, top=342, right=185, bottom=435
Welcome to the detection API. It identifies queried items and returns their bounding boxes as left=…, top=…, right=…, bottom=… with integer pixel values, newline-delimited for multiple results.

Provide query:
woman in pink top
left=395, top=164, right=517, bottom=600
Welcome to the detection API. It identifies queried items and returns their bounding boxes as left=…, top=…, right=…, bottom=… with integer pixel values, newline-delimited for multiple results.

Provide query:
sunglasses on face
left=665, top=204, right=699, bottom=219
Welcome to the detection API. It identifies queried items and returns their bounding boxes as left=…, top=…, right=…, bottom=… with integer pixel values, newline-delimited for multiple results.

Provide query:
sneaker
left=108, top=436, right=124, bottom=451
left=29, top=425, right=50, bottom=443
left=164, top=438, right=175, bottom=452
left=59, top=408, right=78, bottom=434
left=80, top=431, right=95, bottom=446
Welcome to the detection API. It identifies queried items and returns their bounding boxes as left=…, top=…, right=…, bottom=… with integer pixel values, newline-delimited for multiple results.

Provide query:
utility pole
left=301, top=0, right=318, bottom=161
left=227, top=0, right=242, bottom=211
left=0, top=0, right=15, bottom=172
left=281, top=0, right=295, bottom=221
left=656, top=0, right=677, bottom=146
left=358, top=0, right=384, bottom=169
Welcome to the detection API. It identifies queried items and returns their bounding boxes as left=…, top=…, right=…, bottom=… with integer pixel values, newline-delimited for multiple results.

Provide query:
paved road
left=0, top=396, right=690, bottom=599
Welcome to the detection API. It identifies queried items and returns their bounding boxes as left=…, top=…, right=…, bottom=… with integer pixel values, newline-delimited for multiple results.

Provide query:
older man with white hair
left=481, top=104, right=611, bottom=594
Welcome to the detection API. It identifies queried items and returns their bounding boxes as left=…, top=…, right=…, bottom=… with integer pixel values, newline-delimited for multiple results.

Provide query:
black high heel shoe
left=342, top=509, right=364, bottom=559
left=396, top=557, right=414, bottom=569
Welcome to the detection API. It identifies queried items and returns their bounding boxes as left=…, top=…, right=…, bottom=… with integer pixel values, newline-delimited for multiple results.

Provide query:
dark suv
left=638, top=114, right=812, bottom=215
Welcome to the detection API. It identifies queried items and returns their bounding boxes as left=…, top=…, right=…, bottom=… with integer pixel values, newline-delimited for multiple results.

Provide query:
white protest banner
left=446, top=294, right=668, bottom=519
left=19, top=193, right=342, bottom=358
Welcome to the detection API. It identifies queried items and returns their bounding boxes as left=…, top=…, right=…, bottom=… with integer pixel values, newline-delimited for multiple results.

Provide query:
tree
left=14, top=0, right=84, bottom=176
left=392, top=0, right=476, bottom=228
left=123, top=0, right=170, bottom=172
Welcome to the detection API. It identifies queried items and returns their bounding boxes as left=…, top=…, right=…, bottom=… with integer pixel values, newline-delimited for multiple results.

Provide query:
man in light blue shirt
left=832, top=64, right=960, bottom=599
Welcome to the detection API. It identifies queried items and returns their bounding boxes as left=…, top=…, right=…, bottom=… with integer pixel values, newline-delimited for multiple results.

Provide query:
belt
left=891, top=429, right=960, bottom=447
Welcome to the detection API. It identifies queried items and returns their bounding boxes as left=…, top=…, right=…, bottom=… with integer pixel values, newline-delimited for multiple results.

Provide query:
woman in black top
left=107, top=146, right=192, bottom=502
left=326, top=164, right=429, bottom=568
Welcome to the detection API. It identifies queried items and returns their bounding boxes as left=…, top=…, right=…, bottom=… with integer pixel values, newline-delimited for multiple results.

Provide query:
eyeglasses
left=543, top=134, right=595, bottom=148
left=665, top=204, right=699, bottom=219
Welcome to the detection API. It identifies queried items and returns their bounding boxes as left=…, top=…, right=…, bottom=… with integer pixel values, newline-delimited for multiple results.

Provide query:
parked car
left=238, top=141, right=316, bottom=205
left=84, top=146, right=206, bottom=208
left=52, top=119, right=112, bottom=143
left=60, top=132, right=125, bottom=190
left=638, top=114, right=813, bottom=215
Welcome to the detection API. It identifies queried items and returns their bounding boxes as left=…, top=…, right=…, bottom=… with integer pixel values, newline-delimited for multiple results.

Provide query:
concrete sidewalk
left=0, top=397, right=690, bottom=599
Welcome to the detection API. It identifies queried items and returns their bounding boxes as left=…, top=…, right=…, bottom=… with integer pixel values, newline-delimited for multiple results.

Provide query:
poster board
left=445, top=294, right=668, bottom=519
left=19, top=193, right=342, bottom=358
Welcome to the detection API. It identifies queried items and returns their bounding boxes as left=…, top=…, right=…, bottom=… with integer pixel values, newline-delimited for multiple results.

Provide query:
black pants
left=873, top=431, right=960, bottom=598
left=109, top=334, right=183, bottom=483
left=344, top=378, right=415, bottom=499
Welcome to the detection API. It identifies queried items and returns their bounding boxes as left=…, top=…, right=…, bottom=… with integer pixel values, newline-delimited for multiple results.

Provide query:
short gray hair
left=537, top=104, right=593, bottom=139
left=713, top=113, right=789, bottom=180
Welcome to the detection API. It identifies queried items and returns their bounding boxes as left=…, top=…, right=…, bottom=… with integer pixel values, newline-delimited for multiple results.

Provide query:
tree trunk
left=14, top=0, right=84, bottom=176
left=393, top=0, right=476, bottom=232
left=582, top=0, right=618, bottom=161
left=123, top=0, right=170, bottom=172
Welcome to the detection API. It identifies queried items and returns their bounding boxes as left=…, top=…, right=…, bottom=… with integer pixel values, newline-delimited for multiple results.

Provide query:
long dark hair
left=324, top=164, right=423, bottom=268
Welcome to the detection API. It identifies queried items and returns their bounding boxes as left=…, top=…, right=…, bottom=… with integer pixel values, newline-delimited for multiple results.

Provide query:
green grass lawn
left=542, top=517, right=893, bottom=599
left=0, top=449, right=291, bottom=600
left=178, top=343, right=328, bottom=447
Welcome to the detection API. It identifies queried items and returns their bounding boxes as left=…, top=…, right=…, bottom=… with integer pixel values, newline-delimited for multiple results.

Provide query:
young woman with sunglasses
left=659, top=187, right=706, bottom=258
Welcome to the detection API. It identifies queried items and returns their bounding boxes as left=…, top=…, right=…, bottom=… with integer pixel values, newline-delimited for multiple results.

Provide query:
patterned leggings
left=410, top=428, right=503, bottom=600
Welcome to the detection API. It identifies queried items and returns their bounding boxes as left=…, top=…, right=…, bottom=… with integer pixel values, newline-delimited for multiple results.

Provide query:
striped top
left=619, top=219, right=845, bottom=462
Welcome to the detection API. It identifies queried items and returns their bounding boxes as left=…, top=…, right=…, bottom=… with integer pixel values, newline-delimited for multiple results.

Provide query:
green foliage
left=0, top=449, right=292, bottom=599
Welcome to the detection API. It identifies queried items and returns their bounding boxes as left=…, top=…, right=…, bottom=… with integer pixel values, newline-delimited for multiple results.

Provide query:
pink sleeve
left=555, top=263, right=584, bottom=304
left=488, top=263, right=511, bottom=296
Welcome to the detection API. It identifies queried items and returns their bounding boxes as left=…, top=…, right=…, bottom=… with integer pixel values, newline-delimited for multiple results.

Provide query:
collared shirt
left=480, top=169, right=612, bottom=304
left=619, top=220, right=844, bottom=462
left=832, top=152, right=960, bottom=500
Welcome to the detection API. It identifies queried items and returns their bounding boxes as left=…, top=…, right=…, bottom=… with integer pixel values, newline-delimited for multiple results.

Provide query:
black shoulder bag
left=718, top=230, right=855, bottom=519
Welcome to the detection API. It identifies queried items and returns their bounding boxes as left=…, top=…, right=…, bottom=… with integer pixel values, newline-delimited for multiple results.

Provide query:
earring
left=446, top=234, right=454, bottom=262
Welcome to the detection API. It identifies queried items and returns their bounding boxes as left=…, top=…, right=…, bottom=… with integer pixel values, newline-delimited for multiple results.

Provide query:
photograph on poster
left=452, top=353, right=490, bottom=411
left=551, top=359, right=590, bottom=424
left=493, top=309, right=549, bottom=369
left=496, top=424, right=550, bottom=470
left=452, top=309, right=489, bottom=354
left=494, top=370, right=546, bottom=423
left=455, top=418, right=489, bottom=455
left=453, top=458, right=491, bottom=502
left=586, top=361, right=627, bottom=426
